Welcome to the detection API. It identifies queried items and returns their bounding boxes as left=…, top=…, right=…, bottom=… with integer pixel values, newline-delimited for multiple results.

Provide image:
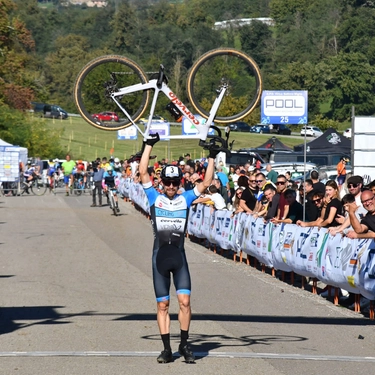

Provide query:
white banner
left=129, top=184, right=375, bottom=299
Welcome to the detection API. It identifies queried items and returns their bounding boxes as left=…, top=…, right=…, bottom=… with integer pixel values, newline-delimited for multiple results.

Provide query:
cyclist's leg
left=64, top=175, right=70, bottom=195
left=69, top=174, right=74, bottom=192
left=152, top=249, right=172, bottom=335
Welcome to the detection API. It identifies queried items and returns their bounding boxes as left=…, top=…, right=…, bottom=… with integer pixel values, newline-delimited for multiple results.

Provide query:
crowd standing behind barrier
left=12, top=153, right=375, bottom=317
left=127, top=180, right=375, bottom=317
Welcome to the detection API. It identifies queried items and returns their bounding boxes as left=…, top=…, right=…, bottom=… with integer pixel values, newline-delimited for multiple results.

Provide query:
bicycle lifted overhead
left=74, top=48, right=262, bottom=147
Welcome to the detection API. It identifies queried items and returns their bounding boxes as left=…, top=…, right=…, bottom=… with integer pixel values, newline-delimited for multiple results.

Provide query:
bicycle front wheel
left=74, top=55, right=150, bottom=131
left=186, top=48, right=262, bottom=124
left=31, top=179, right=47, bottom=196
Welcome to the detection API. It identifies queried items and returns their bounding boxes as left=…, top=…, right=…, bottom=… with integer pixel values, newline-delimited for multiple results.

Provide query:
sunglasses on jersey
left=162, top=179, right=180, bottom=187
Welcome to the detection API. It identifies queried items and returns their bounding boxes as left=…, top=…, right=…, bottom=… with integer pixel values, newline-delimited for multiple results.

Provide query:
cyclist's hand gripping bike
left=74, top=48, right=262, bottom=154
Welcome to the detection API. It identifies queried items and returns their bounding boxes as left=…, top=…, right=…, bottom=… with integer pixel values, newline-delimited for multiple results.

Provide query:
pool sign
left=261, top=90, right=308, bottom=125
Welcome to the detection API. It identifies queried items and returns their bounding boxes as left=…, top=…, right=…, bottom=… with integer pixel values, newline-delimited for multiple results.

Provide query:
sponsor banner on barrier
left=129, top=184, right=375, bottom=299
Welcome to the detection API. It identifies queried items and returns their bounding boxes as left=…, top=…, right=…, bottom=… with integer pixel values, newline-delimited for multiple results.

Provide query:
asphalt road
left=1, top=191, right=375, bottom=375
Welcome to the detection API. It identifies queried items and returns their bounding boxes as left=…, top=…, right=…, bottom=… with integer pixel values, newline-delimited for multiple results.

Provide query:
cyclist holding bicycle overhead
left=139, top=133, right=219, bottom=364
left=102, top=166, right=120, bottom=212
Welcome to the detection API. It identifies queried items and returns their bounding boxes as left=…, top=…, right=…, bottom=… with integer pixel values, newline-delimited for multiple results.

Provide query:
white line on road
left=0, top=351, right=374, bottom=362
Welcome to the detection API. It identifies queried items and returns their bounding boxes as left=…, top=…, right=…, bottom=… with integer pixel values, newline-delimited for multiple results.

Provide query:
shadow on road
left=0, top=308, right=371, bottom=343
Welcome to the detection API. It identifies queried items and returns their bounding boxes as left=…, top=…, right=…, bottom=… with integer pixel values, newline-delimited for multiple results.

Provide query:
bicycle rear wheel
left=31, top=179, right=47, bottom=196
left=74, top=55, right=150, bottom=131
left=186, top=48, right=262, bottom=124
left=110, top=194, right=118, bottom=216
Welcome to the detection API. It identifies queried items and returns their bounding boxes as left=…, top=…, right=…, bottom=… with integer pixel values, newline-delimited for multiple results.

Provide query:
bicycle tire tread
left=186, top=48, right=263, bottom=123
left=74, top=55, right=150, bottom=131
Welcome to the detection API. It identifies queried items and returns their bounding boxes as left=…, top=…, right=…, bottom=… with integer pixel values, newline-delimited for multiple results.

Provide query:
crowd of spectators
left=4, top=150, right=375, bottom=312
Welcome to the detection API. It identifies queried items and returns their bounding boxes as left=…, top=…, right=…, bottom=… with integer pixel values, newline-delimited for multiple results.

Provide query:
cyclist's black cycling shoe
left=157, top=349, right=173, bottom=363
left=178, top=345, right=195, bottom=363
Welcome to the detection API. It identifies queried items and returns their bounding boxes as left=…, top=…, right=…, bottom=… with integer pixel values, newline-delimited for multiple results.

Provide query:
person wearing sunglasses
left=297, top=181, right=342, bottom=228
left=274, top=175, right=289, bottom=221
left=238, top=175, right=258, bottom=214
left=345, top=188, right=375, bottom=239
left=231, top=186, right=245, bottom=216
left=139, top=133, right=218, bottom=364
left=328, top=175, right=367, bottom=236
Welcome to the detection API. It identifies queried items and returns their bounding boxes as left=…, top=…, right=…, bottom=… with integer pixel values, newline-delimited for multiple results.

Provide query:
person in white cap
left=113, top=157, right=122, bottom=176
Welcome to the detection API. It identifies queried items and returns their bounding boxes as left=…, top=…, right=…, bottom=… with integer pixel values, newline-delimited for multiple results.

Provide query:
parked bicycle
left=74, top=48, right=262, bottom=144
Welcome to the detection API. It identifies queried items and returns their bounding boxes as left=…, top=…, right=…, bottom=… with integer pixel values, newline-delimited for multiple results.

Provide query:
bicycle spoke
left=31, top=180, right=47, bottom=196
left=187, top=48, right=262, bottom=123
left=74, top=55, right=150, bottom=130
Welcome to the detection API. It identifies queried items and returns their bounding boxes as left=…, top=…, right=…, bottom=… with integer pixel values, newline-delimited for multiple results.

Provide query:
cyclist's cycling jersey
left=103, top=173, right=117, bottom=188
left=143, top=181, right=200, bottom=302
left=24, top=167, right=36, bottom=178
left=47, top=166, right=56, bottom=176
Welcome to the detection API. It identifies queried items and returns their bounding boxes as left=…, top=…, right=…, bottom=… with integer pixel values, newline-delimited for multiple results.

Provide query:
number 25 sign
left=261, top=90, right=308, bottom=125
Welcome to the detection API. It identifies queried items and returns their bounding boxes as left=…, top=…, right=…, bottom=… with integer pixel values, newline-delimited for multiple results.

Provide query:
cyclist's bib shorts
left=143, top=182, right=199, bottom=302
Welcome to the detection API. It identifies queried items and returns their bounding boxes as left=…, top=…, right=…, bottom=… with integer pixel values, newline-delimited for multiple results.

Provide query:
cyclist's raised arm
left=196, top=157, right=214, bottom=195
left=139, top=133, right=160, bottom=185
left=195, top=144, right=223, bottom=195
left=139, top=146, right=151, bottom=185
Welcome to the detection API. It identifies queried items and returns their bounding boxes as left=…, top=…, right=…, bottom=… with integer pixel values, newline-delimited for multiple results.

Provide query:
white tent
left=0, top=138, right=13, bottom=146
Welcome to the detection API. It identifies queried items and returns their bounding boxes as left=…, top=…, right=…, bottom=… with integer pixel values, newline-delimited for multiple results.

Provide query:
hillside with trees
left=1, top=0, right=375, bottom=149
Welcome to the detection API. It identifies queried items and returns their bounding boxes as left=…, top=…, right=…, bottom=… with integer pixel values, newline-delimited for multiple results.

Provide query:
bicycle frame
left=111, top=70, right=227, bottom=142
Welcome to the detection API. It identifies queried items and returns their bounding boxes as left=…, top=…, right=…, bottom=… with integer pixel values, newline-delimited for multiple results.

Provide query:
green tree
left=44, top=35, right=101, bottom=111
left=109, top=0, right=138, bottom=54
left=318, top=52, right=375, bottom=121
left=310, top=114, right=340, bottom=131
left=0, top=105, right=64, bottom=157
left=265, top=60, right=325, bottom=117
left=0, top=0, right=35, bottom=109
left=337, top=6, right=375, bottom=64
left=239, top=20, right=272, bottom=68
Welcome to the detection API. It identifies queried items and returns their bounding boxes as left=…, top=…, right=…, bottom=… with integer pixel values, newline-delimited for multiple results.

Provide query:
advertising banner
left=261, top=90, right=308, bottom=125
